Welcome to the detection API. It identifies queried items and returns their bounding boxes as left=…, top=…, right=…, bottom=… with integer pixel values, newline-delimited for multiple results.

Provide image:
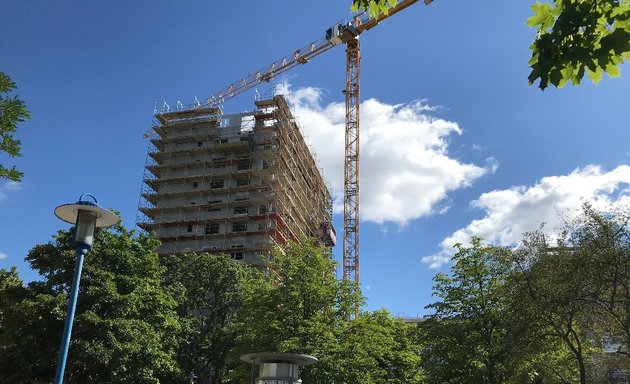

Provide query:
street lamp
left=52, top=193, right=119, bottom=384
left=240, top=352, right=318, bottom=384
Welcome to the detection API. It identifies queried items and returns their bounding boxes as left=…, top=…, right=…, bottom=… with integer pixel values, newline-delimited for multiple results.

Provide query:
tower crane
left=194, top=0, right=433, bottom=284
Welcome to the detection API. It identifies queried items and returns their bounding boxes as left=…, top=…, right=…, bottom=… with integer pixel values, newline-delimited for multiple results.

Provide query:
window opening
left=205, top=223, right=220, bottom=234
left=232, top=222, right=247, bottom=232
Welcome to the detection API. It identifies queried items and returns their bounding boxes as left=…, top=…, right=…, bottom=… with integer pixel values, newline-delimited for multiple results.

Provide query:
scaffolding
left=137, top=96, right=335, bottom=265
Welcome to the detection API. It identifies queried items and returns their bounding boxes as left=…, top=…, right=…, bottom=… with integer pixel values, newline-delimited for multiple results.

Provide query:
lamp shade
left=54, top=197, right=119, bottom=228
left=54, top=195, right=119, bottom=248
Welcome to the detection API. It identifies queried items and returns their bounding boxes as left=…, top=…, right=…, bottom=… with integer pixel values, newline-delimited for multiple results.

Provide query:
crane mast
left=344, top=38, right=361, bottom=282
left=170, top=0, right=434, bottom=288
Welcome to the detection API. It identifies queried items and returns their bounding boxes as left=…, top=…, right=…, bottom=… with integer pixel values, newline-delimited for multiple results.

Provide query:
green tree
left=522, top=204, right=630, bottom=379
left=505, top=335, right=578, bottom=384
left=567, top=204, right=630, bottom=357
left=350, top=0, right=630, bottom=90
left=161, top=252, right=266, bottom=384
left=334, top=310, right=424, bottom=384
left=527, top=0, right=630, bottom=90
left=512, top=226, right=600, bottom=383
left=0, top=267, right=57, bottom=381
left=0, top=72, right=31, bottom=182
left=0, top=223, right=181, bottom=384
left=232, top=240, right=423, bottom=384
left=421, top=238, right=515, bottom=384
left=233, top=240, right=362, bottom=384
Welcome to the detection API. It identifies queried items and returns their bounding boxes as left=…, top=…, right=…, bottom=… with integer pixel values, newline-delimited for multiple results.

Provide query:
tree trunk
left=576, top=354, right=587, bottom=384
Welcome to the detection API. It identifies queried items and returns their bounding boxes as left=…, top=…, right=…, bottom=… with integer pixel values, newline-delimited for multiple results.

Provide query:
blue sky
left=1, top=1, right=629, bottom=317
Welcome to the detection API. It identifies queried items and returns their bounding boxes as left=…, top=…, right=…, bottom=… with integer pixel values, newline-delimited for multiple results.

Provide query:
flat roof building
left=137, top=95, right=336, bottom=266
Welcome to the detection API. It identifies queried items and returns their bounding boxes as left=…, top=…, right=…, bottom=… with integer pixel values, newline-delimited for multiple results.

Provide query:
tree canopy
left=421, top=204, right=630, bottom=382
left=512, top=204, right=630, bottom=381
left=527, top=0, right=630, bottom=89
left=1, top=232, right=426, bottom=384
left=421, top=238, right=517, bottom=384
left=160, top=252, right=265, bottom=384
left=0, top=223, right=181, bottom=384
left=232, top=240, right=412, bottom=384
left=0, top=72, right=31, bottom=181
left=5, top=200, right=627, bottom=383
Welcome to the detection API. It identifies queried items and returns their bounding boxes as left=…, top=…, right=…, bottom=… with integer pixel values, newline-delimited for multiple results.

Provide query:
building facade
left=137, top=96, right=336, bottom=266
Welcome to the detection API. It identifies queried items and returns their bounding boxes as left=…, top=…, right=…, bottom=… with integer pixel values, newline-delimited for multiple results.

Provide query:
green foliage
left=232, top=240, right=423, bottom=384
left=161, top=252, right=266, bottom=384
left=0, top=72, right=30, bottom=182
left=1, top=235, right=423, bottom=384
left=0, top=267, right=63, bottom=382
left=419, top=206, right=630, bottom=383
left=511, top=230, right=595, bottom=383
left=0, top=223, right=181, bottom=384
left=233, top=240, right=362, bottom=384
left=334, top=310, right=424, bottom=384
left=567, top=204, right=630, bottom=354
left=421, top=238, right=515, bottom=384
left=509, top=204, right=630, bottom=383
left=351, top=0, right=398, bottom=18
left=527, top=0, right=630, bottom=89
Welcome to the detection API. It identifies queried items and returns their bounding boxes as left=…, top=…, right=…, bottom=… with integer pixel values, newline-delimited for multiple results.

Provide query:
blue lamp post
left=52, top=193, right=119, bottom=384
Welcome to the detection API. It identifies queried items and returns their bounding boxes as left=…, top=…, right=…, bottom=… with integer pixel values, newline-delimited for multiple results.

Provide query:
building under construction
left=137, top=95, right=336, bottom=266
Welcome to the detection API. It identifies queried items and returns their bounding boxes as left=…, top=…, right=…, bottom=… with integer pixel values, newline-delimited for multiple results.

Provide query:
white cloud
left=0, top=181, right=21, bottom=203
left=0, top=251, right=6, bottom=261
left=422, top=165, right=630, bottom=269
left=283, top=84, right=493, bottom=225
left=472, top=144, right=486, bottom=152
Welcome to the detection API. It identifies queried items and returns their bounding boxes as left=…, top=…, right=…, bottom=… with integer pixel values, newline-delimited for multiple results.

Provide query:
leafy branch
left=526, top=0, right=629, bottom=89
left=0, top=72, right=31, bottom=182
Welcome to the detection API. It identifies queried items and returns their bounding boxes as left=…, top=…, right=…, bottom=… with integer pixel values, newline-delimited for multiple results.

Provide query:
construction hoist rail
left=190, top=0, right=434, bottom=286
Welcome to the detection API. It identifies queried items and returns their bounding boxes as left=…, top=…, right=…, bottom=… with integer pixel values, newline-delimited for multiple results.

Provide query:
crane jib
left=145, top=0, right=434, bottom=141
left=193, top=0, right=433, bottom=110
